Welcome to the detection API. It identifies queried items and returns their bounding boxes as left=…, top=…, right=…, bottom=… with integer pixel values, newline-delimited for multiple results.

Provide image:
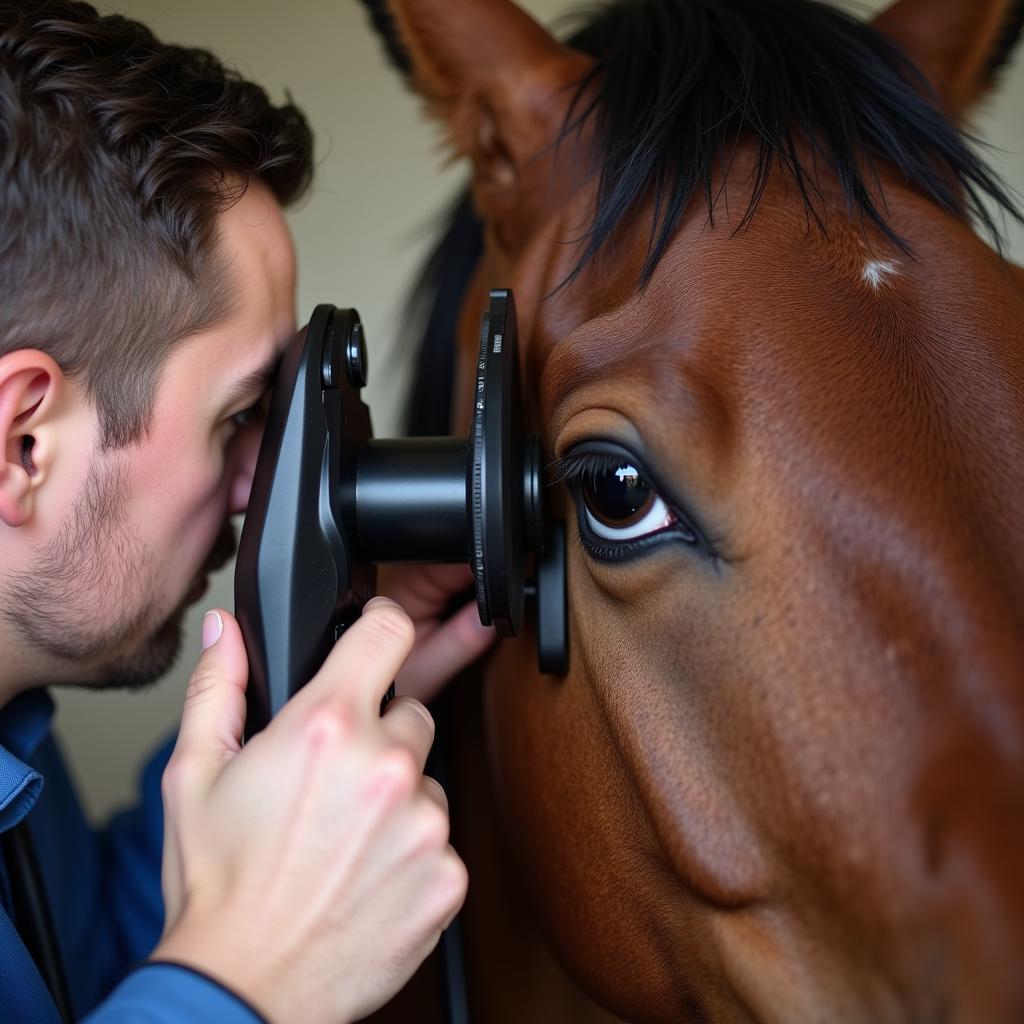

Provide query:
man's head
left=0, top=1, right=312, bottom=694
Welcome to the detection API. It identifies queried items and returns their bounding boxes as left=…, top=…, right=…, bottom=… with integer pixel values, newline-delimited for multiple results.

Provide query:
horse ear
left=872, top=0, right=1024, bottom=115
left=360, top=0, right=591, bottom=213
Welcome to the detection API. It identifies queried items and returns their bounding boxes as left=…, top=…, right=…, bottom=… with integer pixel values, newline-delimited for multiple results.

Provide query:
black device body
left=235, top=289, right=568, bottom=734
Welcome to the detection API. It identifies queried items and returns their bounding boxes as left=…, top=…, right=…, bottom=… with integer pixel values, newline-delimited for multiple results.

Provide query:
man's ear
left=873, top=0, right=1024, bottom=117
left=0, top=351, right=64, bottom=527
left=361, top=0, right=592, bottom=221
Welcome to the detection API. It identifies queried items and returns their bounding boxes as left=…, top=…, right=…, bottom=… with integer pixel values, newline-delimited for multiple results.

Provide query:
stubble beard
left=4, top=452, right=237, bottom=691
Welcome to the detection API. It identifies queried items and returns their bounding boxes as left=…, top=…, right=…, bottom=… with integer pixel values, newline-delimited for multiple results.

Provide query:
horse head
left=365, top=1, right=1024, bottom=1019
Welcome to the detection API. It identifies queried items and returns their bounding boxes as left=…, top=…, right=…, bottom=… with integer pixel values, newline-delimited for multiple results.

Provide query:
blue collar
left=0, top=691, right=54, bottom=834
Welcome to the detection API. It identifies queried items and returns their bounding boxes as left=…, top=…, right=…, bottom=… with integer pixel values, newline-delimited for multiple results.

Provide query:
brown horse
left=362, top=1, right=1024, bottom=1021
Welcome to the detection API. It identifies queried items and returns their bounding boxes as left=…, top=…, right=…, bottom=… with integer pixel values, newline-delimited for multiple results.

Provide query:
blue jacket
left=0, top=690, right=264, bottom=1023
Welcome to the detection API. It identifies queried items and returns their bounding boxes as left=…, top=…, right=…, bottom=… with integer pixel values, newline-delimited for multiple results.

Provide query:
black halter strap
left=1, top=820, right=74, bottom=1023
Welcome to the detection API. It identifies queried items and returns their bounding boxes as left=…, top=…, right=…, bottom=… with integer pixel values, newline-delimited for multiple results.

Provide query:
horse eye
left=580, top=461, right=676, bottom=541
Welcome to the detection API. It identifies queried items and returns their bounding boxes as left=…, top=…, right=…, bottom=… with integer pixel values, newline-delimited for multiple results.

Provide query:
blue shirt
left=0, top=690, right=263, bottom=1023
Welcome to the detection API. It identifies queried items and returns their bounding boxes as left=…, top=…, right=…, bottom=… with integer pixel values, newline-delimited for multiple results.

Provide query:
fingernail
left=202, top=611, right=223, bottom=650
left=364, top=596, right=398, bottom=613
left=405, top=698, right=435, bottom=732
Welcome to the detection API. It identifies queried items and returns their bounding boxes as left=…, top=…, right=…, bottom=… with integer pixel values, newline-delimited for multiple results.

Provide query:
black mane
left=561, top=0, right=1023, bottom=284
left=989, top=0, right=1024, bottom=80
left=359, top=0, right=412, bottom=76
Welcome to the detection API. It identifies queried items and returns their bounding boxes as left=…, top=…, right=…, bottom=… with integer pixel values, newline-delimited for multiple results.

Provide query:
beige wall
left=54, top=0, right=1024, bottom=820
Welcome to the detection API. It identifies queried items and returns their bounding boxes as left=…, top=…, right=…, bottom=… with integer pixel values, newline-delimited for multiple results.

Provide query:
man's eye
left=230, top=393, right=270, bottom=431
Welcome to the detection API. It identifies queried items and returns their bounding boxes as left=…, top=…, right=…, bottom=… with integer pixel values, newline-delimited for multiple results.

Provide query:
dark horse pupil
left=585, top=464, right=654, bottom=527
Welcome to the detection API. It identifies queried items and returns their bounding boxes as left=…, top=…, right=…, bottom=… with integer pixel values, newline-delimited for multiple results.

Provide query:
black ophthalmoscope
left=235, top=289, right=568, bottom=734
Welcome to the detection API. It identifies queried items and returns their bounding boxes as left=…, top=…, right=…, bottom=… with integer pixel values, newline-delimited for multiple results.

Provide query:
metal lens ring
left=470, top=290, right=527, bottom=637
left=470, top=312, right=491, bottom=626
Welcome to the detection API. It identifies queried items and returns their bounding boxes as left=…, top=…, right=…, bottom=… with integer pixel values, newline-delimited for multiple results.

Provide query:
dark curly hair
left=0, top=0, right=314, bottom=446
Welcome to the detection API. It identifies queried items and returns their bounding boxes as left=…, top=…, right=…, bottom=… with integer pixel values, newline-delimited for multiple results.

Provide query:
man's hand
left=378, top=564, right=496, bottom=704
left=153, top=599, right=467, bottom=1024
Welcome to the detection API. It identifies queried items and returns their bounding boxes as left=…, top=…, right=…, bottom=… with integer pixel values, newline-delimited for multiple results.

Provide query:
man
left=0, top=1, right=492, bottom=1021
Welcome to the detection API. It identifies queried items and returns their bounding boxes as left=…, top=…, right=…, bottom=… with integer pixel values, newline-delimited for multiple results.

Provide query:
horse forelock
left=556, top=0, right=1023, bottom=289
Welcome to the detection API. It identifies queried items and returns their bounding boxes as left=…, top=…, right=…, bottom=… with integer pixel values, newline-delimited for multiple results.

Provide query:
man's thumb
left=172, top=609, right=250, bottom=784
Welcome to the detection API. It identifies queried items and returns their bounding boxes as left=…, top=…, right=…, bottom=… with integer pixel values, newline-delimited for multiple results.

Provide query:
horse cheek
left=475, top=586, right=680, bottom=1021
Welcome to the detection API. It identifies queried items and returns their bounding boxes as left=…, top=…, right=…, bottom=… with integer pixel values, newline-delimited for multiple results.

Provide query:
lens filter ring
left=469, top=290, right=526, bottom=637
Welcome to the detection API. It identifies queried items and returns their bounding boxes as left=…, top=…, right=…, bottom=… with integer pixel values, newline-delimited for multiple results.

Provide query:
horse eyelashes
left=551, top=449, right=629, bottom=488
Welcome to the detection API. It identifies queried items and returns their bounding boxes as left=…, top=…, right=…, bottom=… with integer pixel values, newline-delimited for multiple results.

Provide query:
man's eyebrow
left=225, top=352, right=283, bottom=407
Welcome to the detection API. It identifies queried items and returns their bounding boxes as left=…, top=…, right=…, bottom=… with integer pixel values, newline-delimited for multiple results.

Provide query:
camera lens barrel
left=355, top=438, right=469, bottom=563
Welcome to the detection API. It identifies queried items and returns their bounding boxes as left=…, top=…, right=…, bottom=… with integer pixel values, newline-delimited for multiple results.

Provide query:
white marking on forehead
left=862, top=259, right=900, bottom=290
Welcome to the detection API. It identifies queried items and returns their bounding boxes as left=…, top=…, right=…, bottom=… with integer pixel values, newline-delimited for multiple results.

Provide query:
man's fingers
left=379, top=697, right=435, bottom=772
left=169, top=609, right=250, bottom=792
left=291, top=598, right=416, bottom=721
left=377, top=563, right=475, bottom=617
left=395, top=600, right=495, bottom=704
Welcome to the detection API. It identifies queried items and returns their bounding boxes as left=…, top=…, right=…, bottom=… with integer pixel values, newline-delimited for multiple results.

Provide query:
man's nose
left=228, top=422, right=264, bottom=516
